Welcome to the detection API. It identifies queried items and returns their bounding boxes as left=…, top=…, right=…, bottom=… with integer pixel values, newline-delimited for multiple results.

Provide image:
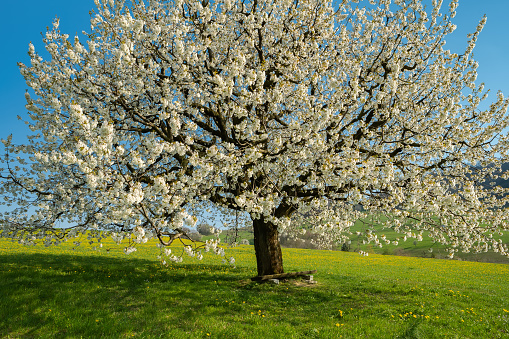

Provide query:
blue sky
left=1, top=0, right=508, bottom=145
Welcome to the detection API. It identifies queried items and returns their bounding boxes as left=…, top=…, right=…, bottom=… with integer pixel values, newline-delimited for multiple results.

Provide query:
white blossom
left=2, top=0, right=509, bottom=276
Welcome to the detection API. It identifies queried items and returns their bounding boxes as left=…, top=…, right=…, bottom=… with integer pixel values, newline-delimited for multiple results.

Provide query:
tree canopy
left=2, top=0, right=509, bottom=276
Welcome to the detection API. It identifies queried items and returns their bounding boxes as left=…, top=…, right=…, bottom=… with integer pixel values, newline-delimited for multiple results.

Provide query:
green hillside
left=209, top=220, right=509, bottom=265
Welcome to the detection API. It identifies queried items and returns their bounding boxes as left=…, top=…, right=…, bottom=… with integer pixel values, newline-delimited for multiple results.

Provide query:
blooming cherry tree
left=2, top=0, right=509, bottom=276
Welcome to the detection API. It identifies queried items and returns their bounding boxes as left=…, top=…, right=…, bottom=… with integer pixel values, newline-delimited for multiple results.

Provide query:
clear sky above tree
left=2, top=0, right=509, bottom=145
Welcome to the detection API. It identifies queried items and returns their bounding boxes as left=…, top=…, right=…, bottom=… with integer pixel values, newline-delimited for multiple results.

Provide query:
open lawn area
left=1, top=238, right=508, bottom=338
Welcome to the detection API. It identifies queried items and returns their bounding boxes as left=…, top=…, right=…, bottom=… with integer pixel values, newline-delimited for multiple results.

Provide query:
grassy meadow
left=1, top=236, right=509, bottom=338
left=214, top=222, right=509, bottom=265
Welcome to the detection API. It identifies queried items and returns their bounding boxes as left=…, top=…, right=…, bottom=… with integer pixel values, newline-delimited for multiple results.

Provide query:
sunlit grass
left=212, top=219, right=509, bottom=264
left=1, top=237, right=509, bottom=338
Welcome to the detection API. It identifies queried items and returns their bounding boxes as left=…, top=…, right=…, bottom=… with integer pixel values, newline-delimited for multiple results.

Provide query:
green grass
left=1, top=238, right=509, bottom=338
left=214, top=220, right=509, bottom=264
left=347, top=218, right=509, bottom=264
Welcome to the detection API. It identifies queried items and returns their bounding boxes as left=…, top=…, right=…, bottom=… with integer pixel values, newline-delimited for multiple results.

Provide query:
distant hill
left=481, top=162, right=509, bottom=189
left=471, top=162, right=509, bottom=204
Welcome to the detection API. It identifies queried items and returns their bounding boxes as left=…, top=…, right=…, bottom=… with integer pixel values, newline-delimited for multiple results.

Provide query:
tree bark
left=252, top=215, right=284, bottom=276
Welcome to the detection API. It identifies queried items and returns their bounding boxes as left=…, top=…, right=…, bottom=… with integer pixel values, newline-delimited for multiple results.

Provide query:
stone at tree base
left=251, top=270, right=317, bottom=281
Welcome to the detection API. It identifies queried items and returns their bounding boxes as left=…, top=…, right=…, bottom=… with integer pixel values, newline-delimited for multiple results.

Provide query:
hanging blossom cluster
left=1, top=0, right=509, bottom=264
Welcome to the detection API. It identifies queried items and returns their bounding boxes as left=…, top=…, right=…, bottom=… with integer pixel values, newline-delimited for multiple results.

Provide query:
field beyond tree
left=210, top=220, right=509, bottom=265
left=1, top=238, right=508, bottom=338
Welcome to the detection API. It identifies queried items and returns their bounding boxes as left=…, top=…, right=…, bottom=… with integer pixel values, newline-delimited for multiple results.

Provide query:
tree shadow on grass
left=0, top=252, right=444, bottom=338
left=0, top=252, right=257, bottom=337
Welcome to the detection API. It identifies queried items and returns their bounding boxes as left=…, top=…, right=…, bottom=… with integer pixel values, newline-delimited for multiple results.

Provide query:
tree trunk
left=252, top=215, right=284, bottom=276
